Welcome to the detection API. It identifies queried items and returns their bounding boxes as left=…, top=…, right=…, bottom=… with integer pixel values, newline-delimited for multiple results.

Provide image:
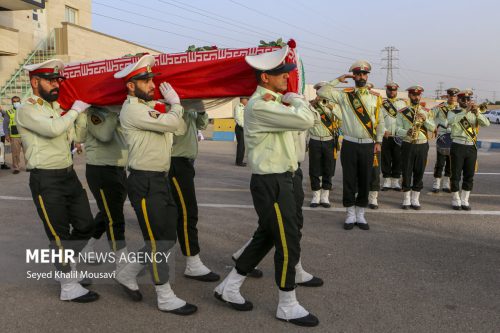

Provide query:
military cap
left=114, top=54, right=159, bottom=81
left=406, top=85, right=424, bottom=94
left=457, top=89, right=473, bottom=97
left=245, top=46, right=296, bottom=74
left=313, top=81, right=328, bottom=90
left=24, top=59, right=65, bottom=79
left=385, top=81, right=399, bottom=89
left=349, top=60, right=371, bottom=73
left=446, top=87, right=460, bottom=96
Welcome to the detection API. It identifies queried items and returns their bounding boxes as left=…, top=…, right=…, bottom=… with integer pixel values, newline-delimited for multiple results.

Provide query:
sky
left=91, top=0, right=500, bottom=101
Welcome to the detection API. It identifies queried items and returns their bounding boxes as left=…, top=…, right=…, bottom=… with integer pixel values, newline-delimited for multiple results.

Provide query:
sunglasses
left=461, top=96, right=472, bottom=101
left=386, top=88, right=398, bottom=91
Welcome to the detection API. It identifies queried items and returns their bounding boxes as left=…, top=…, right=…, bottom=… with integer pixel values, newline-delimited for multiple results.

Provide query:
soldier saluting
left=317, top=60, right=385, bottom=230
left=16, top=59, right=98, bottom=302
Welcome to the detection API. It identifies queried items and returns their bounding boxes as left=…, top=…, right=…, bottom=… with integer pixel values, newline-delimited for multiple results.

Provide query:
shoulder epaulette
left=369, top=90, right=380, bottom=97
left=343, top=88, right=354, bottom=93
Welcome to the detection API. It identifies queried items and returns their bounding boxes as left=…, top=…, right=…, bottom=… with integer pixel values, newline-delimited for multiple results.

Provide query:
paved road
left=0, top=127, right=499, bottom=332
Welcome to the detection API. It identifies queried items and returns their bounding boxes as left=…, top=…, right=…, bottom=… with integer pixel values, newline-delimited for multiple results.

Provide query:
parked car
left=485, top=110, right=500, bottom=124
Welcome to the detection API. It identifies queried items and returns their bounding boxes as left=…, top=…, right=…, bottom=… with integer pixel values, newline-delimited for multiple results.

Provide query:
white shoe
left=411, top=191, right=421, bottom=209
left=344, top=206, right=356, bottom=226
left=214, top=268, right=252, bottom=310
left=451, top=192, right=461, bottom=210
left=59, top=267, right=90, bottom=301
left=368, top=191, right=378, bottom=209
left=402, top=191, right=411, bottom=209
left=355, top=206, right=369, bottom=229
left=310, top=190, right=320, bottom=208
left=319, top=189, right=331, bottom=208
left=294, top=259, right=313, bottom=284
left=115, top=251, right=144, bottom=292
left=442, top=177, right=451, bottom=192
left=80, top=237, right=99, bottom=263
left=276, top=290, right=319, bottom=326
left=185, top=254, right=211, bottom=277
left=460, top=190, right=471, bottom=210
left=432, top=178, right=441, bottom=193
left=391, top=178, right=401, bottom=191
left=156, top=282, right=187, bottom=311
left=382, top=177, right=391, bottom=190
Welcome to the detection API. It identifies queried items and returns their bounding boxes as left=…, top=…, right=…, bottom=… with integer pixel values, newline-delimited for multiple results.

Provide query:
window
left=65, top=6, right=78, bottom=24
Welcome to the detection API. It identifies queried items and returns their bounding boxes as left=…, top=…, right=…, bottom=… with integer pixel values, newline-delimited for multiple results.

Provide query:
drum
left=436, top=133, right=452, bottom=156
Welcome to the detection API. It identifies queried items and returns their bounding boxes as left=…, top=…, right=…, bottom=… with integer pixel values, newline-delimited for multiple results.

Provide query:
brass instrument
left=410, top=111, right=424, bottom=143
left=468, top=102, right=488, bottom=114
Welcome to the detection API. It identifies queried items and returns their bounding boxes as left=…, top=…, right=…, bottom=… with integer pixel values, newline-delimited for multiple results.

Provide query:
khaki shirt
left=431, top=102, right=458, bottom=136
left=293, top=131, right=307, bottom=164
left=16, top=95, right=78, bottom=169
left=381, top=98, right=407, bottom=136
left=245, top=86, right=319, bottom=174
left=308, top=102, right=339, bottom=138
left=396, top=105, right=436, bottom=142
left=233, top=103, right=245, bottom=127
left=317, top=79, right=385, bottom=142
left=172, top=110, right=209, bottom=160
left=75, top=107, right=128, bottom=167
left=119, top=96, right=185, bottom=172
left=448, top=108, right=490, bottom=142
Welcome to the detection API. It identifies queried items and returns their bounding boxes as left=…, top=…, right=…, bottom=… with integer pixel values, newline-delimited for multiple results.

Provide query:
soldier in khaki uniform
left=448, top=90, right=490, bottom=210
left=15, top=59, right=98, bottom=302
left=317, top=60, right=385, bottom=230
left=430, top=88, right=460, bottom=193
left=380, top=82, right=407, bottom=192
left=396, top=86, right=436, bottom=209
left=116, top=55, right=196, bottom=315
left=74, top=107, right=138, bottom=298
left=215, top=47, right=320, bottom=327
left=3, top=96, right=24, bottom=174
left=168, top=100, right=220, bottom=282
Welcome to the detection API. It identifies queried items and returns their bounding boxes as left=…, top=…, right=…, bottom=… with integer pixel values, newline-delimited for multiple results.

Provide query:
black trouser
left=340, top=140, right=374, bottom=207
left=450, top=143, right=477, bottom=192
left=293, top=166, right=304, bottom=240
left=127, top=170, right=177, bottom=285
left=434, top=150, right=451, bottom=178
left=370, top=152, right=381, bottom=191
left=86, top=164, right=127, bottom=252
left=381, top=136, right=402, bottom=178
left=308, top=138, right=336, bottom=191
left=169, top=157, right=200, bottom=257
left=235, top=124, right=245, bottom=164
left=401, top=142, right=429, bottom=192
left=236, top=172, right=300, bottom=290
left=29, top=167, right=94, bottom=272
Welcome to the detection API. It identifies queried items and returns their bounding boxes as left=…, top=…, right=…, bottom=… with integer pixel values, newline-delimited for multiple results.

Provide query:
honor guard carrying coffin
left=307, top=81, right=340, bottom=208
left=15, top=59, right=98, bottom=302
left=215, top=47, right=321, bottom=327
left=168, top=100, right=220, bottom=282
left=381, top=82, right=407, bottom=192
left=396, top=86, right=436, bottom=209
left=116, top=55, right=197, bottom=315
left=74, top=106, right=134, bottom=295
left=448, top=90, right=490, bottom=210
left=430, top=88, right=460, bottom=193
left=316, top=60, right=385, bottom=230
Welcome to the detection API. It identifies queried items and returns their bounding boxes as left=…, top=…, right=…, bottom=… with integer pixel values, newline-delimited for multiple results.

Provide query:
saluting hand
left=159, top=82, right=180, bottom=105
left=337, top=74, right=355, bottom=83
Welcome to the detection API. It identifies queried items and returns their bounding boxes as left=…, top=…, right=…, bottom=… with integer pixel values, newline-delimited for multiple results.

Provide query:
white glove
left=159, top=82, right=180, bottom=105
left=282, top=92, right=304, bottom=104
left=71, top=100, right=91, bottom=114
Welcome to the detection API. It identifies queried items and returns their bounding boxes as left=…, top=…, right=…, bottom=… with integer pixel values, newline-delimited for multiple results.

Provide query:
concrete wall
left=55, top=23, right=159, bottom=63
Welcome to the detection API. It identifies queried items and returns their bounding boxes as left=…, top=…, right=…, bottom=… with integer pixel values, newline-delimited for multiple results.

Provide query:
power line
left=381, top=46, right=399, bottom=84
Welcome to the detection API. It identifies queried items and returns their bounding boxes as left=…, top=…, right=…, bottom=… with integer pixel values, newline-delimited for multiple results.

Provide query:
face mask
left=13, top=102, right=21, bottom=109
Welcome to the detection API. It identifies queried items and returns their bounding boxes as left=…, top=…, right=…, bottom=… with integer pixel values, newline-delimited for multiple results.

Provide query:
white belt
left=343, top=135, right=374, bottom=144
left=403, top=139, right=428, bottom=144
left=310, top=135, right=333, bottom=142
left=453, top=139, right=474, bottom=146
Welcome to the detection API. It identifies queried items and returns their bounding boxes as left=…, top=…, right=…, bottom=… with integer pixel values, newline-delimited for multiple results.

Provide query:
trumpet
left=468, top=102, right=488, bottom=114
left=410, top=111, right=425, bottom=142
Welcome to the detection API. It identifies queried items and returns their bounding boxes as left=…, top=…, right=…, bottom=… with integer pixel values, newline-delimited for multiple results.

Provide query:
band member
left=396, top=86, right=436, bottom=209
left=169, top=100, right=220, bottom=282
left=317, top=60, right=385, bottom=230
left=380, top=82, right=407, bottom=191
left=215, top=47, right=320, bottom=327
left=448, top=90, right=490, bottom=210
left=116, top=55, right=196, bottom=315
left=234, top=97, right=247, bottom=166
left=431, top=88, right=460, bottom=193
left=308, top=81, right=340, bottom=208
left=16, top=59, right=98, bottom=302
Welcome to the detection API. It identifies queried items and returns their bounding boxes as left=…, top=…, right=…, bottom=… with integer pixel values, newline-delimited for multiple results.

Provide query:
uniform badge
left=148, top=110, right=160, bottom=119
left=37, top=98, right=43, bottom=105
left=91, top=114, right=102, bottom=125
